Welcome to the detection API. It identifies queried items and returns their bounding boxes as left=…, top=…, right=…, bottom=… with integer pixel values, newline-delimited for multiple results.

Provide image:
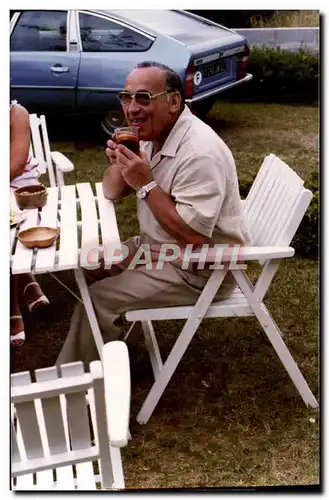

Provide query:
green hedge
left=240, top=169, right=319, bottom=258
left=226, top=46, right=319, bottom=103
left=292, top=170, right=319, bottom=257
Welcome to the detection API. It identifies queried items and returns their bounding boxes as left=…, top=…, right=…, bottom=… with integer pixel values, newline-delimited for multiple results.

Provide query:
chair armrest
left=186, top=246, right=295, bottom=265
left=232, top=246, right=295, bottom=261
left=102, top=341, right=131, bottom=447
left=50, top=151, right=74, bottom=173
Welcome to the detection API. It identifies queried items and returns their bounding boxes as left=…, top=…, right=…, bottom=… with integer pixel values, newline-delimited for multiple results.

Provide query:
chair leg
left=109, top=446, right=125, bottom=490
left=255, top=303, right=318, bottom=408
left=74, top=268, right=104, bottom=359
left=232, top=269, right=318, bottom=409
left=136, top=269, right=227, bottom=424
left=137, top=315, right=202, bottom=424
left=141, top=321, right=163, bottom=380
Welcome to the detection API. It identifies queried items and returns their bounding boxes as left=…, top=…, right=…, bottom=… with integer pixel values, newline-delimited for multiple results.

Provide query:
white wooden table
left=10, top=182, right=122, bottom=357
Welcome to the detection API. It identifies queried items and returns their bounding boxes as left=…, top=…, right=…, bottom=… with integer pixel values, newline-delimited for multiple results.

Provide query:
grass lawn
left=11, top=101, right=319, bottom=489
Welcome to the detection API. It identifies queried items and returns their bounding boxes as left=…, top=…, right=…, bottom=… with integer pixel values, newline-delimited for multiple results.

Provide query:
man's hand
left=103, top=135, right=133, bottom=200
left=115, top=144, right=153, bottom=190
left=105, top=135, right=118, bottom=165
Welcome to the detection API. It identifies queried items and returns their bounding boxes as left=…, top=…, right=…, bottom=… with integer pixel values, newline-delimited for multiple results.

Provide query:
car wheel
left=192, top=98, right=215, bottom=117
left=100, top=109, right=126, bottom=137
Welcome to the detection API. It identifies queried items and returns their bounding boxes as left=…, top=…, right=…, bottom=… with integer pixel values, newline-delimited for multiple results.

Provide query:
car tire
left=100, top=109, right=126, bottom=137
left=192, top=98, right=215, bottom=117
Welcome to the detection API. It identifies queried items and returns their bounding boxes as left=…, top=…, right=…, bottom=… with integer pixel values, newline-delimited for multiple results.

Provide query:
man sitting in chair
left=57, top=61, right=252, bottom=366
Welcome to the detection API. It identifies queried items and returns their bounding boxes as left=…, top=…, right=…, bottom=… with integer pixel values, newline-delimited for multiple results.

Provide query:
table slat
left=34, top=187, right=59, bottom=273
left=76, top=183, right=100, bottom=269
left=57, top=185, right=78, bottom=271
left=11, top=226, right=17, bottom=254
left=95, top=183, right=122, bottom=267
left=11, top=209, right=39, bottom=274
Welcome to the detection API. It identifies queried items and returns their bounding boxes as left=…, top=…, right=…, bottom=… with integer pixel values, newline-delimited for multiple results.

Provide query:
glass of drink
left=115, top=126, right=140, bottom=153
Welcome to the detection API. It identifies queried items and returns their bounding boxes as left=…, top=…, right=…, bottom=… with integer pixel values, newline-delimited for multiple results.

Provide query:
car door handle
left=50, top=64, right=69, bottom=73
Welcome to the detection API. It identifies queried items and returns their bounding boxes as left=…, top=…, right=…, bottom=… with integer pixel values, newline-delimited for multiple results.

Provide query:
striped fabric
left=10, top=154, right=41, bottom=190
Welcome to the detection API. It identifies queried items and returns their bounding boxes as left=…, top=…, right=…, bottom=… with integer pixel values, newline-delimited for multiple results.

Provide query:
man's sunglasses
left=117, top=90, right=172, bottom=106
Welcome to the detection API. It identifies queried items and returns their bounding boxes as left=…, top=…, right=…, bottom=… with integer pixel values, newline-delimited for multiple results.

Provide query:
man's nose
left=127, top=98, right=142, bottom=114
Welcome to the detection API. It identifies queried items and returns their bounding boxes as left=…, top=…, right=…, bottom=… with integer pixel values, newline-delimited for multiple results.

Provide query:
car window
left=79, top=13, right=152, bottom=52
left=11, top=11, right=67, bottom=52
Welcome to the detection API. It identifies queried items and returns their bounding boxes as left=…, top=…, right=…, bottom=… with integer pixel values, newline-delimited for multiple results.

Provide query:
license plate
left=202, top=60, right=227, bottom=78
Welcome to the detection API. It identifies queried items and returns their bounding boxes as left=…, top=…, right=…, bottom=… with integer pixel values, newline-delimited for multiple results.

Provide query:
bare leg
left=10, top=275, right=25, bottom=347
left=17, top=273, right=49, bottom=313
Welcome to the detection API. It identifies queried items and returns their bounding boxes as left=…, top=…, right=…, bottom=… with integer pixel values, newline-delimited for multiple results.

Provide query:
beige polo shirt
left=138, top=106, right=252, bottom=247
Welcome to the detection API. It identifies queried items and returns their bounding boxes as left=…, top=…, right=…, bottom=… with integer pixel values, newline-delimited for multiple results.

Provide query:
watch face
left=137, top=188, right=147, bottom=199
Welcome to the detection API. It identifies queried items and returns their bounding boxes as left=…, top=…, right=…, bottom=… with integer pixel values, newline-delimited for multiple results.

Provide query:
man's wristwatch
left=136, top=180, right=157, bottom=200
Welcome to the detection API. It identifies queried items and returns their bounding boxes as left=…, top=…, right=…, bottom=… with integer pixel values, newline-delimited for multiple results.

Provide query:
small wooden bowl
left=18, top=226, right=59, bottom=249
left=14, top=184, right=48, bottom=210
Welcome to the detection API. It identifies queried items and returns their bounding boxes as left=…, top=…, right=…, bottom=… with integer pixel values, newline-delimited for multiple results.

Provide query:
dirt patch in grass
left=11, top=102, right=319, bottom=489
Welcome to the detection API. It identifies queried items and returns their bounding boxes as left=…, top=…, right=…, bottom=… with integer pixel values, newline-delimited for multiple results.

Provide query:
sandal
left=10, top=316, right=25, bottom=347
left=23, top=282, right=49, bottom=313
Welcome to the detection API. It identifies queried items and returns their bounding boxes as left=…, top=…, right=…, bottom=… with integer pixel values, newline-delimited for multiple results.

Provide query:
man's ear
left=169, top=91, right=182, bottom=113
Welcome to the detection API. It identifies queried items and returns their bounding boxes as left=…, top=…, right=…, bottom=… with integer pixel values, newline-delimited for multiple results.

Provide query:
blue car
left=10, top=9, right=252, bottom=136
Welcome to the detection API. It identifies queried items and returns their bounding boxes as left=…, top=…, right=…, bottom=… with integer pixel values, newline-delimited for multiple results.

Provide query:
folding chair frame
left=125, top=154, right=319, bottom=424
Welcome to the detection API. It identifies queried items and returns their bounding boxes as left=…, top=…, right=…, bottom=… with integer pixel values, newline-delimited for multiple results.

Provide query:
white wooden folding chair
left=29, top=113, right=74, bottom=188
left=11, top=341, right=130, bottom=491
left=125, top=153, right=319, bottom=424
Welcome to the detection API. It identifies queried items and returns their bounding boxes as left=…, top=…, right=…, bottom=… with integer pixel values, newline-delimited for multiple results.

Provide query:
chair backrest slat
left=11, top=372, right=44, bottom=461
left=29, top=143, right=34, bottom=160
left=244, top=154, right=275, bottom=219
left=276, top=189, right=313, bottom=246
left=89, top=361, right=115, bottom=489
left=251, top=176, right=294, bottom=245
left=11, top=419, right=20, bottom=463
left=245, top=154, right=313, bottom=247
left=249, top=170, right=282, bottom=241
left=60, top=362, right=92, bottom=451
left=40, top=114, right=56, bottom=187
left=29, top=114, right=46, bottom=174
left=259, top=182, right=295, bottom=246
left=29, top=113, right=57, bottom=187
left=35, top=366, right=68, bottom=455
